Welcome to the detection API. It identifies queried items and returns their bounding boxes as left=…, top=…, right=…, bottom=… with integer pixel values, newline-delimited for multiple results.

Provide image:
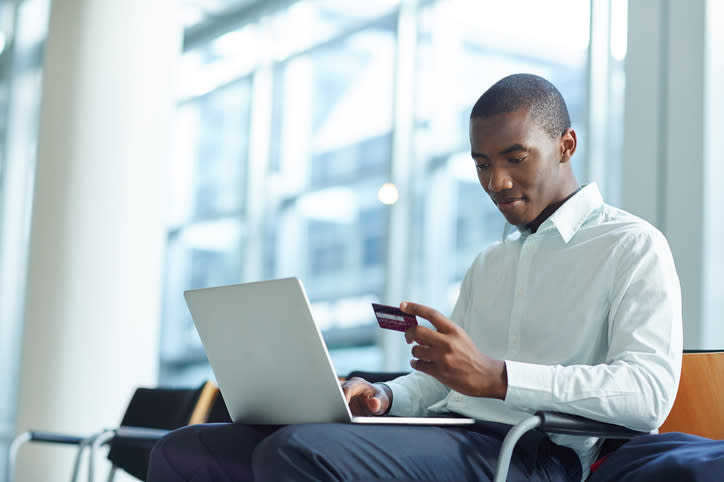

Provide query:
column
left=13, top=0, right=181, bottom=480
left=622, top=0, right=723, bottom=349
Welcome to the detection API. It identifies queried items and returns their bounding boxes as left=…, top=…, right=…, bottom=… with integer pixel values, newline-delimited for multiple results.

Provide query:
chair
left=7, top=380, right=231, bottom=482
left=657, top=350, right=724, bottom=439
left=494, top=350, right=724, bottom=481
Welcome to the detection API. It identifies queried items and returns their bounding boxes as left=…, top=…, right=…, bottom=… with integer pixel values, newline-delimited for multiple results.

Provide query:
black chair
left=8, top=380, right=229, bottom=482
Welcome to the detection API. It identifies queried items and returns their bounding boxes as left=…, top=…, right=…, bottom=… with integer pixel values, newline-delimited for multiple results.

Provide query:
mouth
left=493, top=196, right=524, bottom=206
left=492, top=197, right=525, bottom=213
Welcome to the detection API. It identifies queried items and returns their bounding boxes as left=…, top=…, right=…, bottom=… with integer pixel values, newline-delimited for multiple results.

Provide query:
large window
left=160, top=0, right=626, bottom=385
left=407, top=0, right=594, bottom=314
left=0, top=0, right=50, bottom=474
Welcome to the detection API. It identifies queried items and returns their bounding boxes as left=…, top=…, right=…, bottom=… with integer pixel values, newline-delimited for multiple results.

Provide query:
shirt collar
left=501, top=183, right=604, bottom=244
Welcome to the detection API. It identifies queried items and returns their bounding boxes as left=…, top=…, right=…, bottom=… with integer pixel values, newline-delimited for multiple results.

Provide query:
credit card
left=372, top=303, right=418, bottom=332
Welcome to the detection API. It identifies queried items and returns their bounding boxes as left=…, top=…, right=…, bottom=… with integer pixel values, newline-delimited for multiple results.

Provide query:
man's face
left=469, top=109, right=574, bottom=232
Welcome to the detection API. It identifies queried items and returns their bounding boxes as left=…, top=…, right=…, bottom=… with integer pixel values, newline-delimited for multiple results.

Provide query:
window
left=408, top=0, right=592, bottom=314
left=160, top=0, right=626, bottom=385
left=0, top=0, right=50, bottom=473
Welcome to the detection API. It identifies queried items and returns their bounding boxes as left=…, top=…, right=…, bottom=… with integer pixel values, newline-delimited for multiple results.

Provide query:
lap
left=148, top=421, right=581, bottom=482
left=254, top=421, right=579, bottom=482
left=589, top=432, right=724, bottom=482
left=148, top=423, right=280, bottom=482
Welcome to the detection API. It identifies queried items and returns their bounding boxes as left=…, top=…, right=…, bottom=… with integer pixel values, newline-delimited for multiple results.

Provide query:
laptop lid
left=184, top=277, right=474, bottom=426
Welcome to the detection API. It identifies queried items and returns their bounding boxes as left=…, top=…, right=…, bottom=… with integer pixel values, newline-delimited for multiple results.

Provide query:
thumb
left=366, top=393, right=383, bottom=412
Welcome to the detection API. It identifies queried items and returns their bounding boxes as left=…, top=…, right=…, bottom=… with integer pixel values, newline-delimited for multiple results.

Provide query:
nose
left=486, top=166, right=513, bottom=192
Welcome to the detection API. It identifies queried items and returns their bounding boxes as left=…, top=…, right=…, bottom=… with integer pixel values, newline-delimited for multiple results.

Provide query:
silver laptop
left=184, top=277, right=475, bottom=426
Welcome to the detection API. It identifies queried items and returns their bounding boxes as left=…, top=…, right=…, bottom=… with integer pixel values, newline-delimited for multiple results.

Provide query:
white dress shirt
left=386, top=183, right=683, bottom=478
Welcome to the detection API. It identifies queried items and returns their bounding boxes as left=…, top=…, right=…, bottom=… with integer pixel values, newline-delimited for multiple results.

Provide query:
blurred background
left=0, top=0, right=721, bottom=480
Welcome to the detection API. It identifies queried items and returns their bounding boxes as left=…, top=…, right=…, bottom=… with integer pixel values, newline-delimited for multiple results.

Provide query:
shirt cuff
left=384, top=379, right=414, bottom=417
left=373, top=383, right=393, bottom=415
left=504, top=359, right=556, bottom=410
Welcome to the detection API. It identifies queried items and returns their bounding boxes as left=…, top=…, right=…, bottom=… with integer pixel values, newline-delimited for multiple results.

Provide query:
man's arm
left=391, top=229, right=682, bottom=432
left=504, top=229, right=683, bottom=431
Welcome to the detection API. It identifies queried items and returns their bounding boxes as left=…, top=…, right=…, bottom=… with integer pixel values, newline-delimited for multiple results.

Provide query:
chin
left=502, top=215, right=525, bottom=226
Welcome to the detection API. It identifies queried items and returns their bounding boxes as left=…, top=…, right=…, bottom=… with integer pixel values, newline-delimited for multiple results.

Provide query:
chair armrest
left=494, top=412, right=647, bottom=482
left=536, top=411, right=648, bottom=438
left=24, top=431, right=86, bottom=445
left=113, top=426, right=170, bottom=442
left=8, top=430, right=91, bottom=482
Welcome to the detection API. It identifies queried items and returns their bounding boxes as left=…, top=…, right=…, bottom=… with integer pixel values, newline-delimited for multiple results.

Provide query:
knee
left=252, top=425, right=338, bottom=481
left=147, top=425, right=205, bottom=481
left=151, top=425, right=200, bottom=458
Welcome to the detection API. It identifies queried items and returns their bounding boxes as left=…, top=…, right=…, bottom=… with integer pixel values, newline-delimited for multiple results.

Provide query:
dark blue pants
left=147, top=421, right=581, bottom=481
left=588, top=432, right=724, bottom=482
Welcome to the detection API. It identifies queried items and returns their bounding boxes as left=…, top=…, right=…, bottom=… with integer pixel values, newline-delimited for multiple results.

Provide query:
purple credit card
left=372, top=303, right=418, bottom=332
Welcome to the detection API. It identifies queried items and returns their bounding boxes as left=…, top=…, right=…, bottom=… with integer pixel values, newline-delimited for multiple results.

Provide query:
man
left=148, top=74, right=682, bottom=481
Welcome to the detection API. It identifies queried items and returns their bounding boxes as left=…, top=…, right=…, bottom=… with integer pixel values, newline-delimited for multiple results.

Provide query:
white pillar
left=14, top=0, right=181, bottom=480
left=702, top=0, right=724, bottom=347
left=622, top=0, right=723, bottom=349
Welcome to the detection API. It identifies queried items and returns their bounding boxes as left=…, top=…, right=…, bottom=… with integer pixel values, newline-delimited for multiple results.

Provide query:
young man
left=147, top=74, right=682, bottom=481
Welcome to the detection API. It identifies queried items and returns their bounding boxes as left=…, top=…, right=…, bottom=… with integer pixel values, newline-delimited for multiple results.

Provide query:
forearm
left=385, top=371, right=450, bottom=417
left=504, top=355, right=680, bottom=431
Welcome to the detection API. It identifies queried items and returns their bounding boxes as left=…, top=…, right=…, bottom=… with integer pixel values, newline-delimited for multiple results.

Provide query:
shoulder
left=588, top=203, right=671, bottom=251
left=591, top=205, right=677, bottom=280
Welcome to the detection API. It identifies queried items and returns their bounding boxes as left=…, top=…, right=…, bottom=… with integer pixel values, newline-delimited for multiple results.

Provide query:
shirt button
left=516, top=288, right=525, bottom=296
left=510, top=336, right=519, bottom=344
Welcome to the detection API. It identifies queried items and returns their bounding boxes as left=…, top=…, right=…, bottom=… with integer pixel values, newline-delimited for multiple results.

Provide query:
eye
left=509, top=157, right=525, bottom=164
left=475, top=163, right=490, bottom=171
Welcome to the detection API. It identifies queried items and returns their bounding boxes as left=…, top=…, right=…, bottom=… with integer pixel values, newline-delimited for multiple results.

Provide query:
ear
left=559, top=128, right=577, bottom=163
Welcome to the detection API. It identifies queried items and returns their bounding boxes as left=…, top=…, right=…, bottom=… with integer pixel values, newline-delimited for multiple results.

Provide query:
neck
left=524, top=183, right=582, bottom=234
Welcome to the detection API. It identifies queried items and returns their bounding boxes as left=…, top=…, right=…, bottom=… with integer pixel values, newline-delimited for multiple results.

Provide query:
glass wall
left=159, top=0, right=627, bottom=385
left=0, top=0, right=50, bottom=475
left=407, top=0, right=607, bottom=315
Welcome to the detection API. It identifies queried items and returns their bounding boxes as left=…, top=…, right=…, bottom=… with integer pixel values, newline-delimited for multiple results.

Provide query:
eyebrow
left=471, top=143, right=529, bottom=159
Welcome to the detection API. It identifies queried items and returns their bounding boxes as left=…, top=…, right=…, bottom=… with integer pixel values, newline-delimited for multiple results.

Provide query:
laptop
left=184, top=277, right=475, bottom=426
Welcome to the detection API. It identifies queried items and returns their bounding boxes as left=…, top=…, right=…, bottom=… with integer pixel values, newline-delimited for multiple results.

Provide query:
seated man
left=147, top=73, right=682, bottom=482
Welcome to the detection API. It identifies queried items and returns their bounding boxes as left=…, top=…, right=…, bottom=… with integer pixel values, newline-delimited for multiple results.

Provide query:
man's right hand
left=341, top=377, right=392, bottom=416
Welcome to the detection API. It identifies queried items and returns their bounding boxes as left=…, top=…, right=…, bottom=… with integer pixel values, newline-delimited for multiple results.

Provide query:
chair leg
left=70, top=433, right=106, bottom=482
left=87, top=430, right=115, bottom=482
left=493, top=415, right=543, bottom=482
left=106, top=465, right=117, bottom=482
left=7, top=432, right=31, bottom=482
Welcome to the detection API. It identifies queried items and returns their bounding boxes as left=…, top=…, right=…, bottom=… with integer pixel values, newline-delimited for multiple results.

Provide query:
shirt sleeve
left=504, top=228, right=683, bottom=432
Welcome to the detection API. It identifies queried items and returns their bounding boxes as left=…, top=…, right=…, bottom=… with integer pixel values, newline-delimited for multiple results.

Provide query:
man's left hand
left=400, top=301, right=508, bottom=400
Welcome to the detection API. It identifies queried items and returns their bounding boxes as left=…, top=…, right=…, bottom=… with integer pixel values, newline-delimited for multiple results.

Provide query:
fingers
left=341, top=378, right=390, bottom=416
left=410, top=358, right=434, bottom=375
left=400, top=301, right=456, bottom=334
left=410, top=343, right=436, bottom=361
left=365, top=394, right=384, bottom=414
left=341, top=377, right=368, bottom=403
left=405, top=324, right=444, bottom=346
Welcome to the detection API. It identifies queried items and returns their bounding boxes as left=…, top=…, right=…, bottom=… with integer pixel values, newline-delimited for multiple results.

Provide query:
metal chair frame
left=7, top=381, right=220, bottom=482
left=493, top=350, right=724, bottom=481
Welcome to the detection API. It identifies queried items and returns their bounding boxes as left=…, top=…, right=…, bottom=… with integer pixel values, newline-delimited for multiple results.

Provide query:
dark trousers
left=588, top=432, right=724, bottom=482
left=147, top=421, right=581, bottom=481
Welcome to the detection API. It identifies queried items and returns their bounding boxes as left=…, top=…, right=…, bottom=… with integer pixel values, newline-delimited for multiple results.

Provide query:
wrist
left=374, top=382, right=393, bottom=415
left=494, top=360, right=509, bottom=400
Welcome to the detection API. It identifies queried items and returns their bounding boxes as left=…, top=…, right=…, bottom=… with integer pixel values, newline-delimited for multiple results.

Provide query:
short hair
left=470, top=73, right=571, bottom=139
